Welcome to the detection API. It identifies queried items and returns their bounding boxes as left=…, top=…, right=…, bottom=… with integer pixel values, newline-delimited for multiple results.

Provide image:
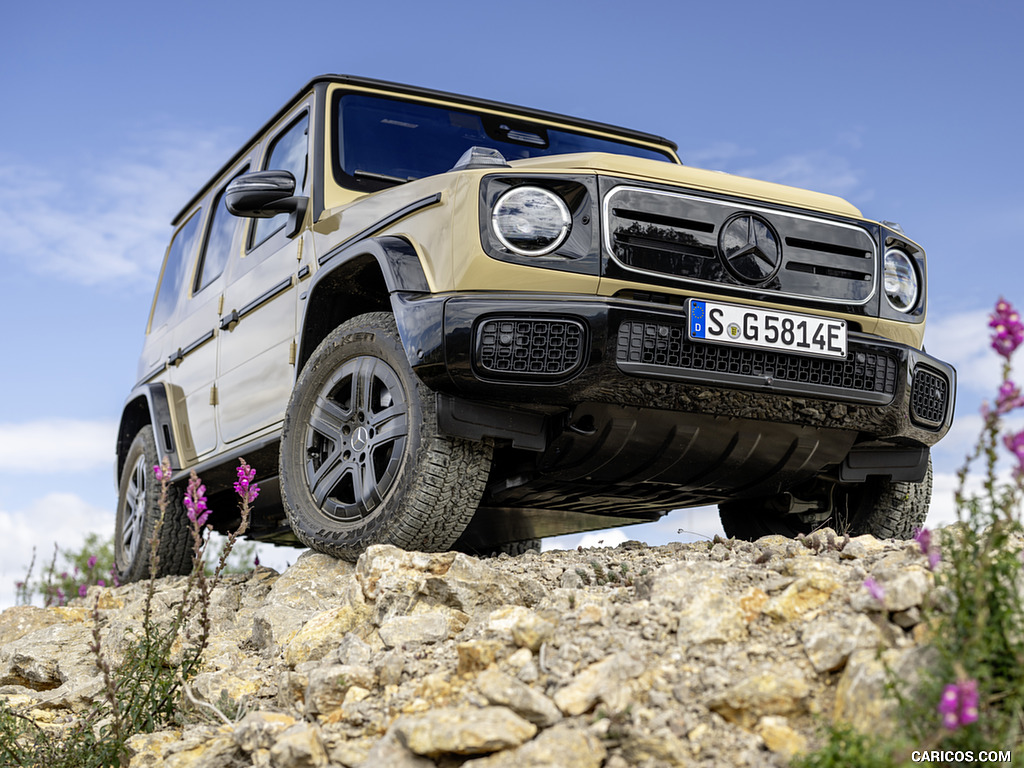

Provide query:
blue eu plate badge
left=690, top=300, right=707, bottom=339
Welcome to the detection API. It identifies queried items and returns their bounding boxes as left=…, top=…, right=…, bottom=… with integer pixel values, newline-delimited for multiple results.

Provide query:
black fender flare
left=297, top=234, right=437, bottom=373
left=115, top=382, right=182, bottom=485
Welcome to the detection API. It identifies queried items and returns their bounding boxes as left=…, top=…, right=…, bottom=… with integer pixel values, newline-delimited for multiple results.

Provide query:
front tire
left=720, top=459, right=933, bottom=541
left=279, top=312, right=492, bottom=561
left=114, top=426, right=192, bottom=583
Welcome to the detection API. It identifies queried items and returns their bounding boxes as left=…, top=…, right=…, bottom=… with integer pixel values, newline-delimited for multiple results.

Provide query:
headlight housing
left=883, top=248, right=918, bottom=312
left=491, top=186, right=571, bottom=256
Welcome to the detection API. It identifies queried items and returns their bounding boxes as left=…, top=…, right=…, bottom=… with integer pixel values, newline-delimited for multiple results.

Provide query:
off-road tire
left=719, top=459, right=933, bottom=541
left=279, top=312, right=492, bottom=561
left=114, top=426, right=193, bottom=583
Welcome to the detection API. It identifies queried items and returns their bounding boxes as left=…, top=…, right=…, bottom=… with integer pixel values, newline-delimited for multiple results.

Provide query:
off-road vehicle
left=114, top=75, right=955, bottom=580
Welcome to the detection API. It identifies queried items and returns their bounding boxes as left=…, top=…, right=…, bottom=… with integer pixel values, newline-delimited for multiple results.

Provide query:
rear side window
left=150, top=209, right=202, bottom=331
left=251, top=113, right=309, bottom=249
left=195, top=170, right=248, bottom=291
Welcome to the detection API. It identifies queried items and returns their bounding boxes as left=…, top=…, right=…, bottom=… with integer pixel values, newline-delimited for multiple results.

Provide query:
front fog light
left=492, top=186, right=571, bottom=256
left=883, top=248, right=918, bottom=312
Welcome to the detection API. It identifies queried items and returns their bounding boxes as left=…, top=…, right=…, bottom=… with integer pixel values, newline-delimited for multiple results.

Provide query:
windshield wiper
left=353, top=170, right=418, bottom=185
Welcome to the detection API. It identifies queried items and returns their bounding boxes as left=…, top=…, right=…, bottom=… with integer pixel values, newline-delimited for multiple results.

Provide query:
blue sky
left=1, top=0, right=1022, bottom=604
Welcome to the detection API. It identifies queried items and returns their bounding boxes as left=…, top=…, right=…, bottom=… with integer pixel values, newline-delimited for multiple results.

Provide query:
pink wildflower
left=184, top=472, right=210, bottom=527
left=233, top=459, right=260, bottom=504
left=996, top=380, right=1024, bottom=414
left=990, top=298, right=1024, bottom=359
left=153, top=464, right=166, bottom=482
left=864, top=577, right=885, bottom=603
left=914, top=527, right=941, bottom=570
left=938, top=678, right=979, bottom=730
left=1004, top=430, right=1024, bottom=480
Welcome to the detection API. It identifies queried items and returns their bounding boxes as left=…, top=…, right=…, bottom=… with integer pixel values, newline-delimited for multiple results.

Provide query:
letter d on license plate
left=688, top=299, right=847, bottom=359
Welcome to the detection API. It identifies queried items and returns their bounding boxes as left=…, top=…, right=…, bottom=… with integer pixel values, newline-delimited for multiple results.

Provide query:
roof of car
left=172, top=74, right=678, bottom=225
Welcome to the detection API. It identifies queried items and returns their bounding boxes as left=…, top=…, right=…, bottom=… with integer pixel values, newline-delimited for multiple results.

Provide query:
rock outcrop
left=0, top=531, right=938, bottom=767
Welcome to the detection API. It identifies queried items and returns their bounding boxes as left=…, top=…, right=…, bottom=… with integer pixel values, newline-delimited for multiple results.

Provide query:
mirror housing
left=225, top=171, right=308, bottom=237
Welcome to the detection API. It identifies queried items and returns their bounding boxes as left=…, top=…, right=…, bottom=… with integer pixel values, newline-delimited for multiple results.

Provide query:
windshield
left=333, top=93, right=675, bottom=191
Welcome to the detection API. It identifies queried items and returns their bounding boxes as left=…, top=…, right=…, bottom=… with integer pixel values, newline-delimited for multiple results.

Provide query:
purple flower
left=78, top=584, right=88, bottom=598
left=233, top=459, right=260, bottom=504
left=87, top=555, right=97, bottom=570
left=1004, top=430, right=1024, bottom=480
left=184, top=472, right=210, bottom=527
left=990, top=298, right=1024, bottom=359
left=914, top=527, right=941, bottom=570
left=938, top=678, right=980, bottom=730
left=153, top=464, right=166, bottom=482
left=254, top=554, right=261, bottom=567
left=996, top=380, right=1024, bottom=415
left=97, top=579, right=106, bottom=587
left=864, top=577, right=885, bottom=602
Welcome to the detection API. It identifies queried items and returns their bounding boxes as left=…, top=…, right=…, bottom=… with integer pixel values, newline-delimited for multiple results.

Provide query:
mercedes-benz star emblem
left=718, top=213, right=782, bottom=284
left=351, top=426, right=370, bottom=452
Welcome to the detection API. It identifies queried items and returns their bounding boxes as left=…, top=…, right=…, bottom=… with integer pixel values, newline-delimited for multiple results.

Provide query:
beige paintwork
left=137, top=78, right=931, bottom=472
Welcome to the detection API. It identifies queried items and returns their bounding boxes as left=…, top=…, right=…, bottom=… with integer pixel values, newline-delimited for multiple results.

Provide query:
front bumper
left=401, top=291, right=955, bottom=449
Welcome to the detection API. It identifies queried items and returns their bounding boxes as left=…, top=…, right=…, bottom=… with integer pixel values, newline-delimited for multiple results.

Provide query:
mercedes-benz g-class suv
left=114, top=74, right=955, bottom=581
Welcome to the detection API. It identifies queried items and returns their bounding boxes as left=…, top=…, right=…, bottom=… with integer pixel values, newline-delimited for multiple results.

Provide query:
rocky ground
left=0, top=531, right=939, bottom=767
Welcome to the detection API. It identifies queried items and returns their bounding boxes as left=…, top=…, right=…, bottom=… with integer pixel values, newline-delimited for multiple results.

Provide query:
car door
left=167, top=163, right=250, bottom=458
left=217, top=107, right=312, bottom=444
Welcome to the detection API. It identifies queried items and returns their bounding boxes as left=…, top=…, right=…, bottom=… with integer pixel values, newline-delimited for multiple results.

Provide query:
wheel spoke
left=309, top=448, right=349, bottom=506
left=354, top=357, right=377, bottom=412
left=308, top=394, right=349, bottom=438
left=368, top=406, right=408, bottom=446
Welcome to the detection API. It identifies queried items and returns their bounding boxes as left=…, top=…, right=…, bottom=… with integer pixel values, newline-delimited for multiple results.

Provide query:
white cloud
left=737, top=151, right=864, bottom=199
left=925, top=307, right=1004, bottom=398
left=0, top=492, right=112, bottom=608
left=0, top=419, right=116, bottom=473
left=0, top=129, right=234, bottom=287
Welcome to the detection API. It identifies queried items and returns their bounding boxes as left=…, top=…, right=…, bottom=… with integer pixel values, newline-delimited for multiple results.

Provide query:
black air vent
left=910, top=367, right=949, bottom=427
left=476, top=318, right=586, bottom=380
left=616, top=321, right=898, bottom=401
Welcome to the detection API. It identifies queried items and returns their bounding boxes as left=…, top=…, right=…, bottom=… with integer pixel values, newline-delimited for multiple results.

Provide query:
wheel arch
left=115, top=383, right=182, bottom=484
left=297, top=235, right=432, bottom=373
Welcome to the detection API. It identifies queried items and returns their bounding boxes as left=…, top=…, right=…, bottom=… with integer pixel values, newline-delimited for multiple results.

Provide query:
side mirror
left=225, top=171, right=308, bottom=237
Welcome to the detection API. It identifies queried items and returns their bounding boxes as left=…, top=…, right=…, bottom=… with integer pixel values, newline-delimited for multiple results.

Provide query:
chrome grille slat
left=604, top=186, right=878, bottom=305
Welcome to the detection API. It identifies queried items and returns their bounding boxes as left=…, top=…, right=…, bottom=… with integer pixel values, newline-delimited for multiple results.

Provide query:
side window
left=150, top=209, right=203, bottom=331
left=194, top=169, right=248, bottom=292
left=251, top=113, right=309, bottom=249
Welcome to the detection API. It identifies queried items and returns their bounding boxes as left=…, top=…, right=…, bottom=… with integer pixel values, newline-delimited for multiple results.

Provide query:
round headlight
left=491, top=186, right=571, bottom=256
left=883, top=248, right=918, bottom=312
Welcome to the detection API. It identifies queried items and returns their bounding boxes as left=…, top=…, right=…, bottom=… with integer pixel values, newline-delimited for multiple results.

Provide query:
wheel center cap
left=351, top=426, right=370, bottom=451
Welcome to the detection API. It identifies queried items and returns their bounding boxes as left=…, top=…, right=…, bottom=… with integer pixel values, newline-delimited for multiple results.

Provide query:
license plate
left=688, top=299, right=847, bottom=359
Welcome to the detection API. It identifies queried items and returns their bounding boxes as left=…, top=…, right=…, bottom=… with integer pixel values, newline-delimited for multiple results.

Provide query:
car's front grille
left=910, top=367, right=950, bottom=427
left=475, top=317, right=586, bottom=379
left=615, top=320, right=898, bottom=402
left=604, top=186, right=877, bottom=305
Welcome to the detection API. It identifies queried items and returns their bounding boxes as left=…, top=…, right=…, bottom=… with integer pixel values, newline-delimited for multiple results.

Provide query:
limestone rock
left=756, top=715, right=808, bottom=759
left=801, top=614, right=883, bottom=673
left=392, top=706, right=537, bottom=757
left=379, top=611, right=451, bottom=648
left=268, top=722, right=329, bottom=767
left=553, top=652, right=644, bottom=715
left=638, top=561, right=748, bottom=643
left=476, top=667, right=562, bottom=726
left=706, top=664, right=810, bottom=728
left=462, top=723, right=606, bottom=768
left=232, top=711, right=297, bottom=752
